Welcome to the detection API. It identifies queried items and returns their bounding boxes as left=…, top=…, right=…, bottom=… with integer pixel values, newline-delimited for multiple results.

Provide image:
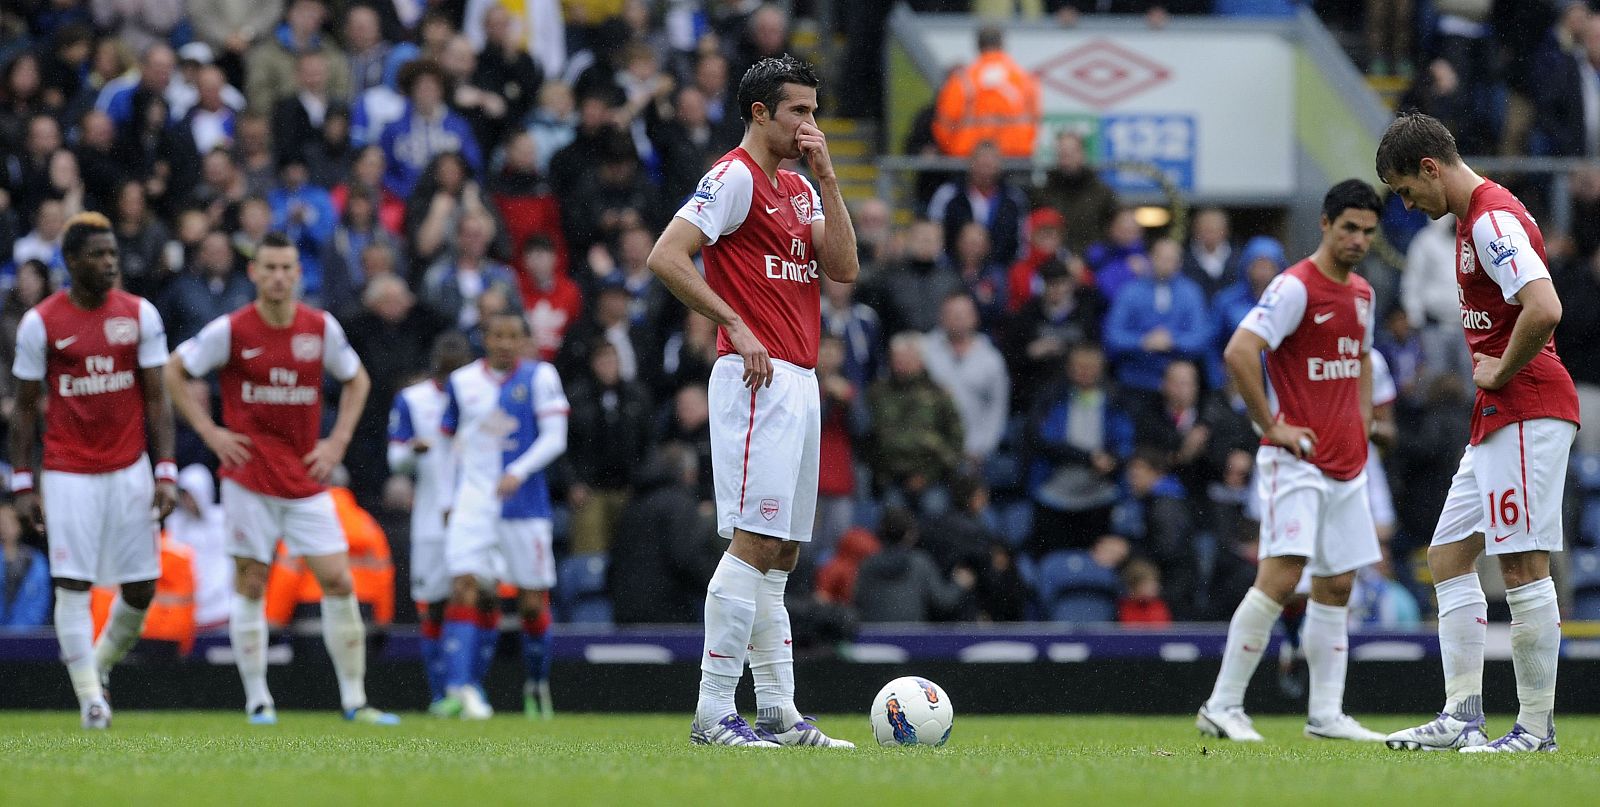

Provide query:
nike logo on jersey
left=53, top=336, right=77, bottom=349
left=1313, top=312, right=1335, bottom=324
left=765, top=205, right=780, bottom=214
left=783, top=638, right=793, bottom=646
left=707, top=651, right=734, bottom=659
left=1493, top=533, right=1512, bottom=543
left=241, top=347, right=265, bottom=359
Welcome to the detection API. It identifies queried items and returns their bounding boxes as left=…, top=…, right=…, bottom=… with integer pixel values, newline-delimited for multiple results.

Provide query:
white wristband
left=10, top=471, right=34, bottom=493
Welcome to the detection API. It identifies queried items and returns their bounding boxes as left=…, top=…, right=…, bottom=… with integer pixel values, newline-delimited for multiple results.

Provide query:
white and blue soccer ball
left=870, top=676, right=953, bottom=747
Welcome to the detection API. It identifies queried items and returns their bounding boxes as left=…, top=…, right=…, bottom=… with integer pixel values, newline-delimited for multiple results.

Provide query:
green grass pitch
left=4, top=712, right=1600, bottom=806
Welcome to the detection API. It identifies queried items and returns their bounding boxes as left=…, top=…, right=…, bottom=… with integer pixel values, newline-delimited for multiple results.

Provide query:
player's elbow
left=646, top=243, right=678, bottom=279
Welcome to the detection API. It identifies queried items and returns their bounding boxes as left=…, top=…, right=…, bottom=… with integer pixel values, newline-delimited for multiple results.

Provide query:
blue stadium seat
left=996, top=500, right=1032, bottom=549
left=1036, top=550, right=1121, bottom=624
left=556, top=553, right=612, bottom=624
left=1574, top=453, right=1600, bottom=492
left=1571, top=549, right=1600, bottom=621
left=1581, top=496, right=1600, bottom=546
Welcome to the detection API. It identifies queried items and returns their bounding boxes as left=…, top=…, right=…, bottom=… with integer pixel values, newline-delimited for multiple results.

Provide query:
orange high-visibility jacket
left=932, top=50, right=1042, bottom=158
left=264, top=487, right=395, bottom=627
left=92, top=534, right=197, bottom=656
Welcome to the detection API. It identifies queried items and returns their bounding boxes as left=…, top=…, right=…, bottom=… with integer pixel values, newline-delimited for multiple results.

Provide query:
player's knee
left=1311, top=575, right=1354, bottom=606
left=318, top=569, right=355, bottom=597
left=120, top=580, right=157, bottom=609
left=53, top=577, right=92, bottom=593
left=518, top=590, right=545, bottom=618
left=449, top=576, right=480, bottom=606
left=235, top=563, right=270, bottom=599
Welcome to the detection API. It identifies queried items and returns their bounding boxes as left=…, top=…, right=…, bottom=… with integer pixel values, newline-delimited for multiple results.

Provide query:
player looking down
left=648, top=53, right=859, bottom=748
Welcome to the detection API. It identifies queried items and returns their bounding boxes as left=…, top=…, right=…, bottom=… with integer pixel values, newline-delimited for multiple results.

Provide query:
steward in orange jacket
left=932, top=25, right=1041, bottom=158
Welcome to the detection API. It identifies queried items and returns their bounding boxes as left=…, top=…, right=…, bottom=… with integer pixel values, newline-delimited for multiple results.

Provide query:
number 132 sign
left=1099, top=114, right=1195, bottom=193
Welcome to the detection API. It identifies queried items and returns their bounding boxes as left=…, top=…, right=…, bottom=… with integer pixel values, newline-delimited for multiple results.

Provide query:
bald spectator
left=166, top=43, right=246, bottom=120
left=344, top=5, right=399, bottom=96
left=1032, top=130, right=1119, bottom=255
left=71, top=110, right=124, bottom=210
left=1103, top=237, right=1212, bottom=397
left=159, top=230, right=254, bottom=347
left=180, top=65, right=239, bottom=158
left=923, top=293, right=1011, bottom=465
left=472, top=6, right=546, bottom=134
left=96, top=42, right=175, bottom=130
left=272, top=52, right=339, bottom=167
left=421, top=209, right=522, bottom=330
left=246, top=0, right=352, bottom=114
left=861, top=218, right=965, bottom=337
left=927, top=142, right=1028, bottom=267
left=1180, top=207, right=1238, bottom=300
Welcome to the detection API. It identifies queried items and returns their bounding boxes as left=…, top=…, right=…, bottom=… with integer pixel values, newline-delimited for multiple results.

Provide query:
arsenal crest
left=291, top=334, right=323, bottom=361
left=790, top=193, right=811, bottom=222
left=1355, top=297, right=1370, bottom=328
left=760, top=498, right=780, bottom=521
left=1458, top=238, right=1476, bottom=275
left=103, top=317, right=137, bottom=345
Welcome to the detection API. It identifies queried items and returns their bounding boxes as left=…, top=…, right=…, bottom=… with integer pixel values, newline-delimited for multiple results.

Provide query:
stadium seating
left=556, top=554, right=613, bottom=625
left=1036, top=551, right=1121, bottom=624
left=1571, top=548, right=1600, bottom=621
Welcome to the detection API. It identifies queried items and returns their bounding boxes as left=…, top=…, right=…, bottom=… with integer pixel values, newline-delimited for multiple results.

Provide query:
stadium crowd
left=0, top=0, right=1597, bottom=644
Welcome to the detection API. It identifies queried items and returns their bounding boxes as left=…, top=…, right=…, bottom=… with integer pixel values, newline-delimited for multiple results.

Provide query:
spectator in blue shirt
left=1104, top=237, right=1213, bottom=397
left=380, top=59, right=481, bottom=199
left=0, top=503, right=50, bottom=630
left=267, top=154, right=336, bottom=300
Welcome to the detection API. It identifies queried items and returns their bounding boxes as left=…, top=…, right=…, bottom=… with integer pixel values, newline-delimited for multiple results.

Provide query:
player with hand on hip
left=1196, top=181, right=1389, bottom=744
left=10, top=212, right=178, bottom=729
left=1378, top=113, right=1579, bottom=753
left=648, top=54, right=859, bottom=748
left=165, top=232, right=398, bottom=726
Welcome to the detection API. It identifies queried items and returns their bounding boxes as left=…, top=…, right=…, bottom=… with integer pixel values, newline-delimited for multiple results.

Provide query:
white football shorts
left=1431, top=418, right=1576, bottom=556
left=445, top=486, right=556, bottom=590
left=221, top=479, right=347, bottom=563
left=42, top=455, right=159, bottom=585
left=1256, top=445, right=1381, bottom=577
left=708, top=354, right=820, bottom=542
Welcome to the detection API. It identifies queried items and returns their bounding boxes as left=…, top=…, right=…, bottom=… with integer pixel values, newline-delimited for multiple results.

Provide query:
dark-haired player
left=648, top=54, right=859, bottom=748
left=165, top=232, right=399, bottom=725
left=10, top=212, right=177, bottom=729
left=1196, top=181, right=1388, bottom=744
left=1378, top=112, right=1578, bottom=753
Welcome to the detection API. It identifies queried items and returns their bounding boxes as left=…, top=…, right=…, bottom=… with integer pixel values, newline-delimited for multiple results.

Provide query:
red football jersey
left=676, top=147, right=826, bottom=369
left=11, top=290, right=167, bottom=473
left=1455, top=179, right=1579, bottom=444
left=176, top=303, right=362, bottom=499
left=1241, top=259, right=1374, bottom=481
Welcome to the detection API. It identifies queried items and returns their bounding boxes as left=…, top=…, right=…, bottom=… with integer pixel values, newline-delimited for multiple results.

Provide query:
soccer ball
left=869, top=676, right=953, bottom=747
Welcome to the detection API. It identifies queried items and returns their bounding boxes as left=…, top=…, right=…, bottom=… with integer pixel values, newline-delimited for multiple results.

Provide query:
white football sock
left=1506, top=577, right=1560, bottom=737
left=697, top=552, right=762, bottom=728
left=93, top=595, right=148, bottom=675
left=1206, top=587, right=1283, bottom=712
left=321, top=593, right=369, bottom=712
left=751, top=568, right=803, bottom=729
left=54, top=588, right=102, bottom=705
left=230, top=595, right=273, bottom=711
left=1304, top=600, right=1350, bottom=721
left=1435, top=572, right=1487, bottom=718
